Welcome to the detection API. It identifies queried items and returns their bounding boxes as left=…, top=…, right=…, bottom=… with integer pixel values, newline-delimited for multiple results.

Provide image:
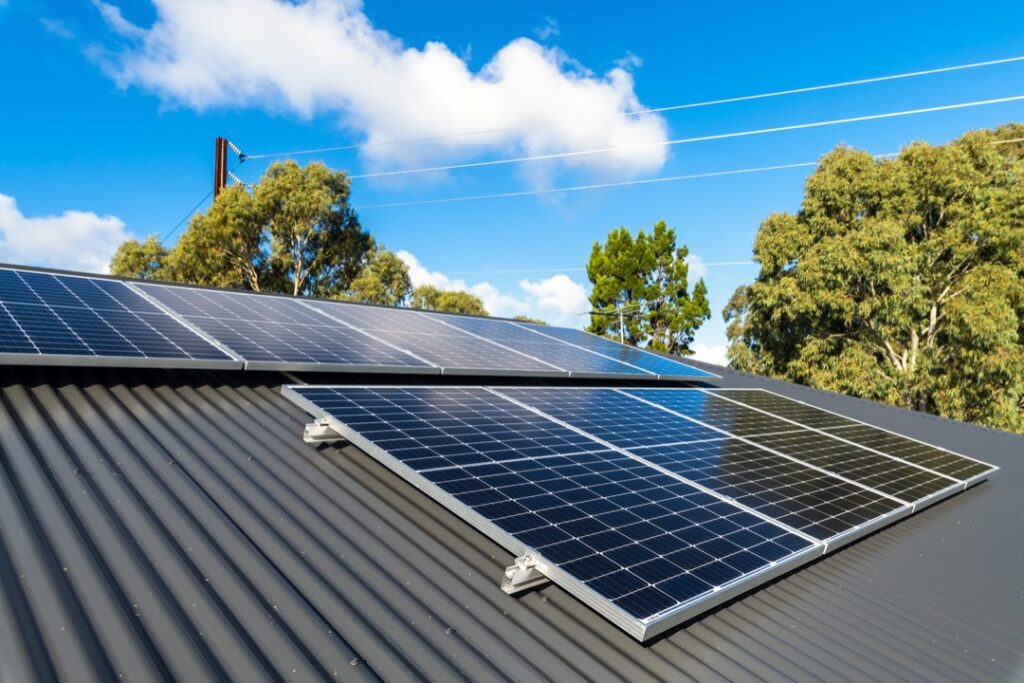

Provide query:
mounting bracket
left=303, top=418, right=344, bottom=443
left=501, top=553, right=551, bottom=594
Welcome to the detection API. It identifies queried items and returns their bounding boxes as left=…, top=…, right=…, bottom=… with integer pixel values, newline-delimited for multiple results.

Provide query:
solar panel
left=421, top=313, right=656, bottom=378
left=135, top=283, right=437, bottom=373
left=305, top=301, right=567, bottom=376
left=283, top=385, right=820, bottom=641
left=283, top=384, right=997, bottom=641
left=713, top=389, right=998, bottom=485
left=501, top=387, right=907, bottom=544
left=0, top=267, right=238, bottom=368
left=520, top=323, right=719, bottom=379
left=627, top=389, right=962, bottom=507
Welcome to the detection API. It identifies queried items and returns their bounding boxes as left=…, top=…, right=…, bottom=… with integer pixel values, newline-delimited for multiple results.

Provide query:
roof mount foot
left=303, top=418, right=343, bottom=443
left=501, top=553, right=550, bottom=594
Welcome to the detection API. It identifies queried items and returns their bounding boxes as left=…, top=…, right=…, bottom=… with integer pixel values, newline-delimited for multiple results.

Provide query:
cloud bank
left=0, top=194, right=127, bottom=273
left=398, top=251, right=589, bottom=327
left=93, top=0, right=667, bottom=175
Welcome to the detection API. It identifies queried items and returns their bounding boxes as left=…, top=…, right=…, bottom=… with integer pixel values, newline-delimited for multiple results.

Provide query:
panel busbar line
left=710, top=389, right=998, bottom=486
left=628, top=389, right=963, bottom=508
left=136, top=283, right=438, bottom=374
left=282, top=385, right=821, bottom=642
left=499, top=387, right=909, bottom=546
left=0, top=266, right=239, bottom=369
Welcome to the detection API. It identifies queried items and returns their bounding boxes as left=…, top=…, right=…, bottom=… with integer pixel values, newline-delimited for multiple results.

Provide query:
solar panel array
left=282, top=384, right=997, bottom=641
left=0, top=266, right=714, bottom=378
left=0, top=267, right=237, bottom=368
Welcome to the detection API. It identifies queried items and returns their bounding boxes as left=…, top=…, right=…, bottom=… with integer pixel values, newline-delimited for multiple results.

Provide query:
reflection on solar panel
left=423, top=313, right=653, bottom=378
left=136, top=283, right=436, bottom=373
left=307, top=301, right=563, bottom=375
left=0, top=267, right=237, bottom=368
left=522, top=323, right=719, bottom=379
left=626, top=389, right=962, bottom=506
left=712, top=389, right=997, bottom=484
left=283, top=385, right=819, bottom=641
left=502, top=387, right=906, bottom=543
left=282, top=384, right=997, bottom=641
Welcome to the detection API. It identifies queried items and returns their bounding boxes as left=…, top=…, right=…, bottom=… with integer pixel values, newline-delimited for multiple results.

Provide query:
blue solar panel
left=499, top=387, right=907, bottom=542
left=520, top=323, right=719, bottom=379
left=0, top=267, right=236, bottom=367
left=626, top=389, right=961, bottom=505
left=424, top=313, right=655, bottom=378
left=306, top=301, right=565, bottom=375
left=715, top=389, right=997, bottom=483
left=283, top=385, right=819, bottom=640
left=136, top=283, right=435, bottom=373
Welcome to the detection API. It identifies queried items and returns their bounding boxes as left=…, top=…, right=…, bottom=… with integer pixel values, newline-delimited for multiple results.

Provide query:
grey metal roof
left=0, top=363, right=1020, bottom=682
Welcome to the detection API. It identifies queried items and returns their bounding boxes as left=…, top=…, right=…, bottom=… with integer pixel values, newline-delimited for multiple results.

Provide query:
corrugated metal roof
left=0, top=364, right=1020, bottom=682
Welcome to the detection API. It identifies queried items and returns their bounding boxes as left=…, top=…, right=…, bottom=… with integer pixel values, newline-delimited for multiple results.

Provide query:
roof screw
left=349, top=658, right=360, bottom=667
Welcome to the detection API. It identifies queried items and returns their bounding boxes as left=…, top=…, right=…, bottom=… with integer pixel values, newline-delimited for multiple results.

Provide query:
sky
left=1, top=1, right=1023, bottom=365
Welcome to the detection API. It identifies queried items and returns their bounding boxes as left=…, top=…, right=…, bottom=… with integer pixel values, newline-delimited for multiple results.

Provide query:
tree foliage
left=109, top=235, right=168, bottom=280
left=586, top=220, right=710, bottom=354
left=341, top=248, right=412, bottom=306
left=725, top=124, right=1024, bottom=432
left=513, top=315, right=546, bottom=325
left=112, top=161, right=372, bottom=297
left=410, top=285, right=489, bottom=316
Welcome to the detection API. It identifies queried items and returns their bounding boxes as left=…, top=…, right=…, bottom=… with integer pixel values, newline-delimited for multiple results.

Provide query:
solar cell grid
left=498, top=387, right=724, bottom=448
left=285, top=385, right=818, bottom=636
left=521, top=323, right=718, bottom=379
left=426, top=313, right=652, bottom=377
left=0, top=267, right=234, bottom=365
left=308, top=300, right=564, bottom=374
left=716, top=389, right=995, bottom=482
left=137, top=283, right=432, bottom=370
left=630, top=389, right=960, bottom=505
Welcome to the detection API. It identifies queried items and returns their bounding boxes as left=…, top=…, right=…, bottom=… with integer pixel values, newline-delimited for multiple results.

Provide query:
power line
left=444, top=261, right=758, bottom=275
left=349, top=94, right=1024, bottom=179
left=241, top=53, right=1024, bottom=161
left=162, top=160, right=243, bottom=243
left=359, top=156, right=902, bottom=209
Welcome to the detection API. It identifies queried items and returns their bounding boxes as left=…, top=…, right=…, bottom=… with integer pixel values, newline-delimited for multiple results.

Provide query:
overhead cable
left=241, top=54, right=1024, bottom=161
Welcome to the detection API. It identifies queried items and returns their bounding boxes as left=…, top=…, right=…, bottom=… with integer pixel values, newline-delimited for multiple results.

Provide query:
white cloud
left=688, top=253, right=707, bottom=279
left=93, top=0, right=667, bottom=177
left=533, top=17, right=559, bottom=41
left=689, top=342, right=729, bottom=366
left=0, top=194, right=128, bottom=273
left=397, top=250, right=589, bottom=327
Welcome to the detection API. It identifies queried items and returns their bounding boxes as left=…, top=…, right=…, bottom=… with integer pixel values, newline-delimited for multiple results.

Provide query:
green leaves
left=586, top=220, right=710, bottom=355
left=410, top=285, right=488, bottom=316
left=727, top=124, right=1024, bottom=433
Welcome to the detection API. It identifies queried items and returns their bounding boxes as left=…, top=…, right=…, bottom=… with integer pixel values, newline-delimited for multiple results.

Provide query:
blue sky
left=2, top=0, right=1023, bottom=363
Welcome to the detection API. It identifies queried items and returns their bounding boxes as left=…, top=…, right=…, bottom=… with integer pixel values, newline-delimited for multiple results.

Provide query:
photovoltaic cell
left=0, top=267, right=234, bottom=366
left=628, top=389, right=959, bottom=505
left=521, top=323, right=718, bottom=379
left=500, top=387, right=905, bottom=541
left=424, top=313, right=653, bottom=377
left=284, top=385, right=817, bottom=639
left=306, top=301, right=563, bottom=375
left=717, top=389, right=996, bottom=482
left=136, top=283, right=434, bottom=372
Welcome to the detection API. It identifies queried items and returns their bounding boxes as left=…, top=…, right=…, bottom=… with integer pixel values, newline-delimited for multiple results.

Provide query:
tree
left=256, top=161, right=371, bottom=297
left=109, top=235, right=168, bottom=280
left=162, top=184, right=265, bottom=290
left=586, top=220, right=710, bottom=354
left=113, top=161, right=373, bottom=296
left=513, top=315, right=547, bottom=325
left=341, top=248, right=412, bottom=306
left=410, top=285, right=489, bottom=316
left=725, top=125, right=1024, bottom=433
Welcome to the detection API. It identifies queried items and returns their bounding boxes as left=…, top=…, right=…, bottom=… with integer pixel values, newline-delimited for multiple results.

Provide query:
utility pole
left=213, top=136, right=228, bottom=198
